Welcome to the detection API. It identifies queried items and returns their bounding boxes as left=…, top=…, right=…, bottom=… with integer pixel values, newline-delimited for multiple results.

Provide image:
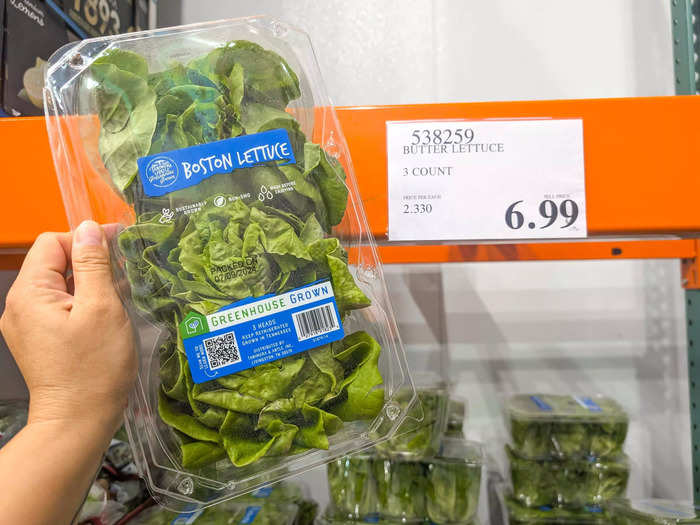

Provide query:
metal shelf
left=4, top=94, right=700, bottom=267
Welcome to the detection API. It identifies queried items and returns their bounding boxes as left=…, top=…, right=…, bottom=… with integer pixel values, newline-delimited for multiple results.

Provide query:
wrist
left=27, top=391, right=126, bottom=441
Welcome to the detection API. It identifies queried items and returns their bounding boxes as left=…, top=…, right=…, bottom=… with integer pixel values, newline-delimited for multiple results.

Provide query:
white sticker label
left=387, top=119, right=587, bottom=241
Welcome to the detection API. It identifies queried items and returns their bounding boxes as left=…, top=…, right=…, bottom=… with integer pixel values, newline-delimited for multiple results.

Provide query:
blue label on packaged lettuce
left=171, top=509, right=204, bottom=524
left=137, top=129, right=296, bottom=197
left=180, top=280, right=344, bottom=384
left=530, top=395, right=553, bottom=412
left=362, top=514, right=380, bottom=523
left=239, top=506, right=261, bottom=524
left=251, top=486, right=273, bottom=498
left=574, top=396, right=602, bottom=412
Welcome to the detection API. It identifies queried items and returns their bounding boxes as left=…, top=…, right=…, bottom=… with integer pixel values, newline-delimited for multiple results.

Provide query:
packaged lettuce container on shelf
left=426, top=438, right=483, bottom=524
left=607, top=499, right=700, bottom=524
left=372, top=455, right=426, bottom=521
left=316, top=511, right=425, bottom=524
left=126, top=500, right=299, bottom=524
left=374, top=371, right=449, bottom=458
left=506, top=394, right=628, bottom=459
left=44, top=17, right=416, bottom=510
left=326, top=452, right=377, bottom=520
left=506, top=445, right=629, bottom=508
left=504, top=496, right=608, bottom=524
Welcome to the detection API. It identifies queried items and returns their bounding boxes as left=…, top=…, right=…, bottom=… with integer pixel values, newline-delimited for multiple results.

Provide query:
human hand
left=1, top=220, right=136, bottom=433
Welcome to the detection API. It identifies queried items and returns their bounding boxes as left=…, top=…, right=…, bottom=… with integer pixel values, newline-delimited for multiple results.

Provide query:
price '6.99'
left=505, top=199, right=580, bottom=230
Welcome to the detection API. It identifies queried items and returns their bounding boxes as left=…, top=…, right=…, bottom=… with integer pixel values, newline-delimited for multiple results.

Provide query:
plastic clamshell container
left=504, top=496, right=608, bottom=524
left=326, top=453, right=377, bottom=520
left=44, top=17, right=416, bottom=510
left=128, top=500, right=299, bottom=524
left=506, top=394, right=629, bottom=459
left=317, top=508, right=479, bottom=525
left=374, top=371, right=449, bottom=458
left=426, top=439, right=483, bottom=524
left=373, top=455, right=427, bottom=521
left=327, top=439, right=482, bottom=524
left=316, top=511, right=424, bottom=524
left=506, top=445, right=629, bottom=508
left=607, top=499, right=700, bottom=524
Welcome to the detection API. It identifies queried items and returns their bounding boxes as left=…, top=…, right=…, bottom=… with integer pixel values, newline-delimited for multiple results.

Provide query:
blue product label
left=180, top=280, right=344, bottom=383
left=251, top=486, right=273, bottom=498
left=171, top=509, right=204, bottom=524
left=137, top=129, right=296, bottom=197
left=239, top=506, right=261, bottom=524
left=574, top=396, right=602, bottom=412
left=530, top=395, right=553, bottom=412
left=363, top=515, right=380, bottom=523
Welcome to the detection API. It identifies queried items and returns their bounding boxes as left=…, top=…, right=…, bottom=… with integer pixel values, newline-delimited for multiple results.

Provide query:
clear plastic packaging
left=506, top=394, right=628, bottom=459
left=506, top=445, right=629, bottom=508
left=446, top=397, right=467, bottom=438
left=317, top=508, right=480, bottom=525
left=373, top=455, right=426, bottom=521
left=607, top=499, right=700, bottom=524
left=326, top=439, right=482, bottom=524
left=44, top=17, right=416, bottom=510
left=426, top=439, right=483, bottom=524
left=504, top=496, right=608, bottom=524
left=326, top=453, right=377, bottom=520
left=126, top=500, right=299, bottom=524
left=374, top=371, right=449, bottom=458
left=316, top=511, right=421, bottom=525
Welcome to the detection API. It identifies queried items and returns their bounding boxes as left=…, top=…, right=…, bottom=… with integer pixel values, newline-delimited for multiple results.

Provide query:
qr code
left=203, top=332, right=241, bottom=370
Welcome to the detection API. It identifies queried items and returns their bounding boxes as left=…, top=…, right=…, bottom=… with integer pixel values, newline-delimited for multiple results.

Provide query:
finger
left=101, top=222, right=123, bottom=242
left=71, top=220, right=120, bottom=308
left=15, top=232, right=73, bottom=294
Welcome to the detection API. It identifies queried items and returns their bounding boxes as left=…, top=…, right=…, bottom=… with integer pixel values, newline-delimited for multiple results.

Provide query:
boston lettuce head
left=89, top=40, right=385, bottom=473
left=507, top=445, right=629, bottom=508
left=507, top=394, right=629, bottom=459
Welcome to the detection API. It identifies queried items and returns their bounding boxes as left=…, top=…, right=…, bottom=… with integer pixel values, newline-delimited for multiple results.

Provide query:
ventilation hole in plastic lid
left=177, top=476, right=194, bottom=495
left=386, top=403, right=401, bottom=421
left=326, top=131, right=340, bottom=159
left=271, top=21, right=288, bottom=37
left=69, top=54, right=84, bottom=68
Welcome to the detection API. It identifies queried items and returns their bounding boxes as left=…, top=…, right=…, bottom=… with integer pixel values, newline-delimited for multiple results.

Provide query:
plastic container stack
left=504, top=394, right=630, bottom=524
left=323, top=374, right=483, bottom=524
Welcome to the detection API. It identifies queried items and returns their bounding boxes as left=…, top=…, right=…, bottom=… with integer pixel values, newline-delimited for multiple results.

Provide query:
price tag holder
left=386, top=119, right=587, bottom=241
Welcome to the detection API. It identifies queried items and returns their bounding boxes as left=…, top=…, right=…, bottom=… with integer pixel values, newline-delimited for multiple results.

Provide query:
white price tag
left=386, top=119, right=587, bottom=241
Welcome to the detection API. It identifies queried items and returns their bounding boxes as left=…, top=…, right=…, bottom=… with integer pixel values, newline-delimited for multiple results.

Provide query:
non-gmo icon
left=213, top=195, right=227, bottom=207
left=146, top=157, right=178, bottom=188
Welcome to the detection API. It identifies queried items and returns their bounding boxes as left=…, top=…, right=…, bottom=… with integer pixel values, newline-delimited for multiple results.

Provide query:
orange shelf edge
left=2, top=96, right=700, bottom=269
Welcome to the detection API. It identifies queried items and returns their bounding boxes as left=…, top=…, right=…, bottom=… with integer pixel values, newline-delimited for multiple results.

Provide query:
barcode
left=292, top=304, right=339, bottom=341
left=203, top=331, right=241, bottom=370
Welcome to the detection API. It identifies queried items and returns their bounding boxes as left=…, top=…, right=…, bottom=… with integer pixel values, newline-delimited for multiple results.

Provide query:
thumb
left=71, top=220, right=118, bottom=305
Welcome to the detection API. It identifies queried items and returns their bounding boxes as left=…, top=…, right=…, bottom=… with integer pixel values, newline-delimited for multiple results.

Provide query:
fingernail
left=75, top=220, right=103, bottom=246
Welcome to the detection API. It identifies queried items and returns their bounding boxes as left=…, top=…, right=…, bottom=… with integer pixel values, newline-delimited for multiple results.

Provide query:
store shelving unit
left=673, top=0, right=700, bottom=501
left=1, top=0, right=699, bottom=501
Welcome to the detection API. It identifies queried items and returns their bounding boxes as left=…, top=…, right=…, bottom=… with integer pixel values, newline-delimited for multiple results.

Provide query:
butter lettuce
left=507, top=394, right=629, bottom=459
left=92, top=41, right=383, bottom=471
left=507, top=446, right=629, bottom=508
